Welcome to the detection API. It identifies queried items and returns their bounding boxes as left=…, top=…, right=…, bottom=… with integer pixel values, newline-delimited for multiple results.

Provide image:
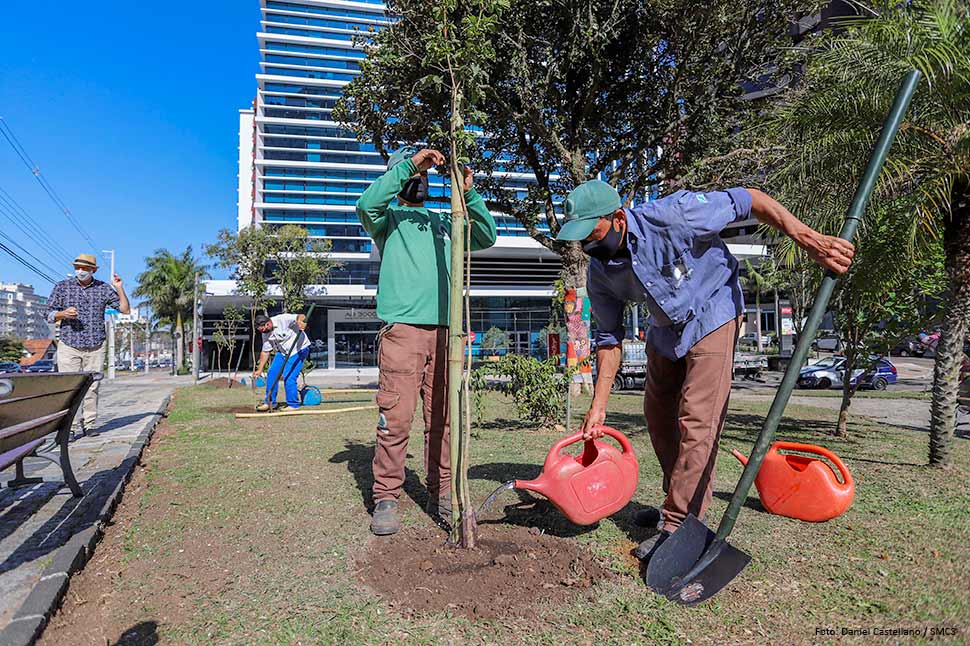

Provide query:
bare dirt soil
left=358, top=523, right=616, bottom=620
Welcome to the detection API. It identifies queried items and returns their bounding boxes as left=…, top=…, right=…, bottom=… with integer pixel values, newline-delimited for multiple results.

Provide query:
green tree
left=0, top=337, right=26, bottom=363
left=269, top=224, right=339, bottom=312
left=758, top=0, right=969, bottom=464
left=134, top=247, right=208, bottom=370
left=830, top=209, right=947, bottom=436
left=206, top=227, right=277, bottom=373
left=481, top=326, right=510, bottom=356
left=742, top=259, right=771, bottom=350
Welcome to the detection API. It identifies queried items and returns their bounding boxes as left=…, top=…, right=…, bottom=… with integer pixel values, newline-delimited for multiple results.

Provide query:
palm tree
left=742, top=259, right=770, bottom=350
left=763, top=0, right=969, bottom=465
left=134, top=247, right=208, bottom=370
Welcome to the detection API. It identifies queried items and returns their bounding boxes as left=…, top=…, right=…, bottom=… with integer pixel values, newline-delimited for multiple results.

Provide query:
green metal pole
left=715, top=69, right=922, bottom=541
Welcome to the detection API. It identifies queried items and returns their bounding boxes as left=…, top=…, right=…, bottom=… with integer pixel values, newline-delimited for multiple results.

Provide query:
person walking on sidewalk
left=555, top=180, right=854, bottom=562
left=252, top=312, right=311, bottom=412
left=357, top=147, right=497, bottom=536
left=46, top=253, right=131, bottom=434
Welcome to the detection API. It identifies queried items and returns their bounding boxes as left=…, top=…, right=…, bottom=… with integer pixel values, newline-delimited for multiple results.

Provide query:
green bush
left=472, top=354, right=572, bottom=428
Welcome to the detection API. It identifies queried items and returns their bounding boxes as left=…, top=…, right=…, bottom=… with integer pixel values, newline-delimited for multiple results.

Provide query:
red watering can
left=515, top=426, right=638, bottom=526
left=731, top=441, right=854, bottom=522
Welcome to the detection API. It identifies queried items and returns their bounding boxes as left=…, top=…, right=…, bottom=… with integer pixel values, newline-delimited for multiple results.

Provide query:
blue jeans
left=266, top=347, right=309, bottom=408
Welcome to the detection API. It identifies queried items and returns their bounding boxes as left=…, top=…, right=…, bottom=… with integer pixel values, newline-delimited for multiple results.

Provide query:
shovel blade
left=646, top=514, right=752, bottom=605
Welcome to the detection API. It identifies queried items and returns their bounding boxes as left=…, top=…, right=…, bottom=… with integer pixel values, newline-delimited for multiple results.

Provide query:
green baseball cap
left=387, top=147, right=416, bottom=170
left=556, top=180, right=622, bottom=241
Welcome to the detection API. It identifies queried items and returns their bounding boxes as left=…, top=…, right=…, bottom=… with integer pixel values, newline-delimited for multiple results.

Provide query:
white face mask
left=75, top=269, right=92, bottom=282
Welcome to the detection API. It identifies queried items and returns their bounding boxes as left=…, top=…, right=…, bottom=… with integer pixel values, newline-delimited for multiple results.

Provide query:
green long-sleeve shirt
left=356, top=159, right=498, bottom=326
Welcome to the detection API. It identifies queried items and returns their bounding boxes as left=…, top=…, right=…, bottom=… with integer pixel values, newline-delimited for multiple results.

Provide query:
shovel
left=646, top=69, right=922, bottom=605
left=260, top=304, right=316, bottom=412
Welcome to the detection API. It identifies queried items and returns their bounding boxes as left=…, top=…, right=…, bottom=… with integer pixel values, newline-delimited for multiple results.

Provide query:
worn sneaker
left=371, top=500, right=400, bottom=536
left=255, top=403, right=272, bottom=412
left=634, top=530, right=671, bottom=561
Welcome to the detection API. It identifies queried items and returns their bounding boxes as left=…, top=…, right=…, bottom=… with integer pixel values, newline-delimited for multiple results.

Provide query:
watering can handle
left=545, top=426, right=634, bottom=464
left=773, top=441, right=854, bottom=487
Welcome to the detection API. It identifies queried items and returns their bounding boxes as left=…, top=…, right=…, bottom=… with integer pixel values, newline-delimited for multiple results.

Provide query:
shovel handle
left=714, top=70, right=920, bottom=542
left=773, top=441, right=853, bottom=487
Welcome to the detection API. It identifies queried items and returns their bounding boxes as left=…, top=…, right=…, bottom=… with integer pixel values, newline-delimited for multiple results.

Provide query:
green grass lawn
left=42, top=384, right=969, bottom=645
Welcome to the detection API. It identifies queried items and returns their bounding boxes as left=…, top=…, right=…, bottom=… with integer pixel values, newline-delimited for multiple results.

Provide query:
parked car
left=798, top=356, right=897, bottom=390
left=25, top=360, right=57, bottom=373
left=0, top=361, right=23, bottom=373
left=890, top=337, right=927, bottom=357
left=811, top=333, right=842, bottom=352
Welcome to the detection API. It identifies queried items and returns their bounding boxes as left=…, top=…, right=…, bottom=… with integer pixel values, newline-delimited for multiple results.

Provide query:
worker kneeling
left=356, top=147, right=497, bottom=536
left=252, top=312, right=311, bottom=412
left=558, top=180, right=853, bottom=563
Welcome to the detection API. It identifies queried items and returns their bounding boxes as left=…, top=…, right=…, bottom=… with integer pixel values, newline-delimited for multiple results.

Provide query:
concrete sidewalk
left=0, top=374, right=188, bottom=644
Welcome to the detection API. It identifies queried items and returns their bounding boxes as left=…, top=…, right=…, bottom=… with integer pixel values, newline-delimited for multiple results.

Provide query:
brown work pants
left=372, top=323, right=450, bottom=503
left=644, top=318, right=739, bottom=532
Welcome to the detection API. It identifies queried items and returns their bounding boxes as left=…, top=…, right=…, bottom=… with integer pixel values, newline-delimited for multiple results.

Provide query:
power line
left=0, top=227, right=63, bottom=277
left=0, top=185, right=75, bottom=266
left=0, top=116, right=100, bottom=250
left=0, top=241, right=59, bottom=285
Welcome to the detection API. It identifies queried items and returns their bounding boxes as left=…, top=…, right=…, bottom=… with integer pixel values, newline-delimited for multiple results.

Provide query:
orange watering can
left=515, top=426, right=638, bottom=526
left=731, top=441, right=854, bottom=522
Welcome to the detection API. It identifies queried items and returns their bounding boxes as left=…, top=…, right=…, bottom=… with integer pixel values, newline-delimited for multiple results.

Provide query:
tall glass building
left=205, top=0, right=768, bottom=370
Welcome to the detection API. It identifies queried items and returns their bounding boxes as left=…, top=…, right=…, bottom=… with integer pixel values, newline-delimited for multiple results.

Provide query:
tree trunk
left=561, top=244, right=592, bottom=395
left=174, top=311, right=185, bottom=369
left=929, top=187, right=970, bottom=466
left=835, top=354, right=857, bottom=437
left=755, top=289, right=762, bottom=350
left=447, top=86, right=475, bottom=548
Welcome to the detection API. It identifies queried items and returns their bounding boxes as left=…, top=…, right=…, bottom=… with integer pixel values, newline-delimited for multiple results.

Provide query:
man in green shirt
left=357, top=147, right=497, bottom=535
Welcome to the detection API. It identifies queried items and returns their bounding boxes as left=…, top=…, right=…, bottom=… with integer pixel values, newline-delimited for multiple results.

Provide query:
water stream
left=475, top=480, right=516, bottom=520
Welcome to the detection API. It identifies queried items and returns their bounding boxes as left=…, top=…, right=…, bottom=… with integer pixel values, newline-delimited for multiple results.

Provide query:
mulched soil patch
left=358, top=523, right=616, bottom=621
left=201, top=377, right=243, bottom=388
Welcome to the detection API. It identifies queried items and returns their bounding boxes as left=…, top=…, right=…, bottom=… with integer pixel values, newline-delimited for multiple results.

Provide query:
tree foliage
left=134, top=247, right=208, bottom=370
left=270, top=224, right=339, bottom=313
left=0, top=337, right=26, bottom=363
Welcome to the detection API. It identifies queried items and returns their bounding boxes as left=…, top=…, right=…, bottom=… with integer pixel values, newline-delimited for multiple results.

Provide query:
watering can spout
left=731, top=449, right=749, bottom=466
left=513, top=478, right=546, bottom=496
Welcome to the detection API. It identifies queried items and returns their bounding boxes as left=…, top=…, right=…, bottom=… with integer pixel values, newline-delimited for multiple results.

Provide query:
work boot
left=632, top=506, right=662, bottom=529
left=371, top=500, right=400, bottom=536
left=634, top=530, right=671, bottom=562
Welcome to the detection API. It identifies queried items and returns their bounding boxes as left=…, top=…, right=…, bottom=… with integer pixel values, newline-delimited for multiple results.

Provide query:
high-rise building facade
left=0, top=283, right=51, bottom=339
left=209, top=0, right=767, bottom=370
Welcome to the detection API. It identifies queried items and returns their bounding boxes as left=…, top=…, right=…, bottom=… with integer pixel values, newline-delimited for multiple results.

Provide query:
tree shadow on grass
left=114, top=620, right=159, bottom=646
left=329, top=441, right=434, bottom=520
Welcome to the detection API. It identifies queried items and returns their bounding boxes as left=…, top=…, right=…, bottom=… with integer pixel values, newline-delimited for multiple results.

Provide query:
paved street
left=0, top=374, right=187, bottom=633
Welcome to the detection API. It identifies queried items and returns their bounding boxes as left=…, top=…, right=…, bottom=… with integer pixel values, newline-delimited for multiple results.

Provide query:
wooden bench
left=0, top=372, right=97, bottom=497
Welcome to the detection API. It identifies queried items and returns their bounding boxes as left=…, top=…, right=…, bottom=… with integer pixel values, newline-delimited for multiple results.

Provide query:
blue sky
left=0, top=1, right=262, bottom=295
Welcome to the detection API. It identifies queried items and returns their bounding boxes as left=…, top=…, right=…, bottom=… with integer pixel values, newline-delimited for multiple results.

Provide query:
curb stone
left=0, top=394, right=172, bottom=646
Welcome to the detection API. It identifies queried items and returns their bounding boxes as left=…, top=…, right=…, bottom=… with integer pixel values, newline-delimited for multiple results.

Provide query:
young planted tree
left=481, top=326, right=510, bottom=358
left=758, top=1, right=969, bottom=464
left=829, top=211, right=946, bottom=436
left=336, top=0, right=508, bottom=546
left=221, top=304, right=245, bottom=385
left=212, top=323, right=228, bottom=373
left=206, top=227, right=276, bottom=373
left=269, top=224, right=339, bottom=313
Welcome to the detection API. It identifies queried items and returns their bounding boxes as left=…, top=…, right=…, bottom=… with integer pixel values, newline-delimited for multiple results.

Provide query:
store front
left=327, top=308, right=382, bottom=369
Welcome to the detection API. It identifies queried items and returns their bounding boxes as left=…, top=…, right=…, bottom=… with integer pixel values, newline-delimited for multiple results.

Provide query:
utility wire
left=0, top=240, right=58, bottom=284
left=0, top=185, right=75, bottom=266
left=0, top=227, right=63, bottom=277
left=0, top=117, right=100, bottom=250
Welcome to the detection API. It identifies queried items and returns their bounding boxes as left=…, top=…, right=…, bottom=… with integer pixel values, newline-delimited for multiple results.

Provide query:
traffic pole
left=192, top=272, right=200, bottom=382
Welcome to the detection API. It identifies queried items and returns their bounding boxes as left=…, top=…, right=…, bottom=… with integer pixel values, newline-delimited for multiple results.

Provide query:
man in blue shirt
left=556, top=180, right=854, bottom=561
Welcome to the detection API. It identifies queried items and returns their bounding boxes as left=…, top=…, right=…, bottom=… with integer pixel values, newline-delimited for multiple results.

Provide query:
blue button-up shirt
left=46, top=278, right=120, bottom=350
left=588, top=188, right=752, bottom=360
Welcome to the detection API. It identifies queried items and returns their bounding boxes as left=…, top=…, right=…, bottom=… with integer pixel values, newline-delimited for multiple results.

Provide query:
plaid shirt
left=46, top=278, right=120, bottom=349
